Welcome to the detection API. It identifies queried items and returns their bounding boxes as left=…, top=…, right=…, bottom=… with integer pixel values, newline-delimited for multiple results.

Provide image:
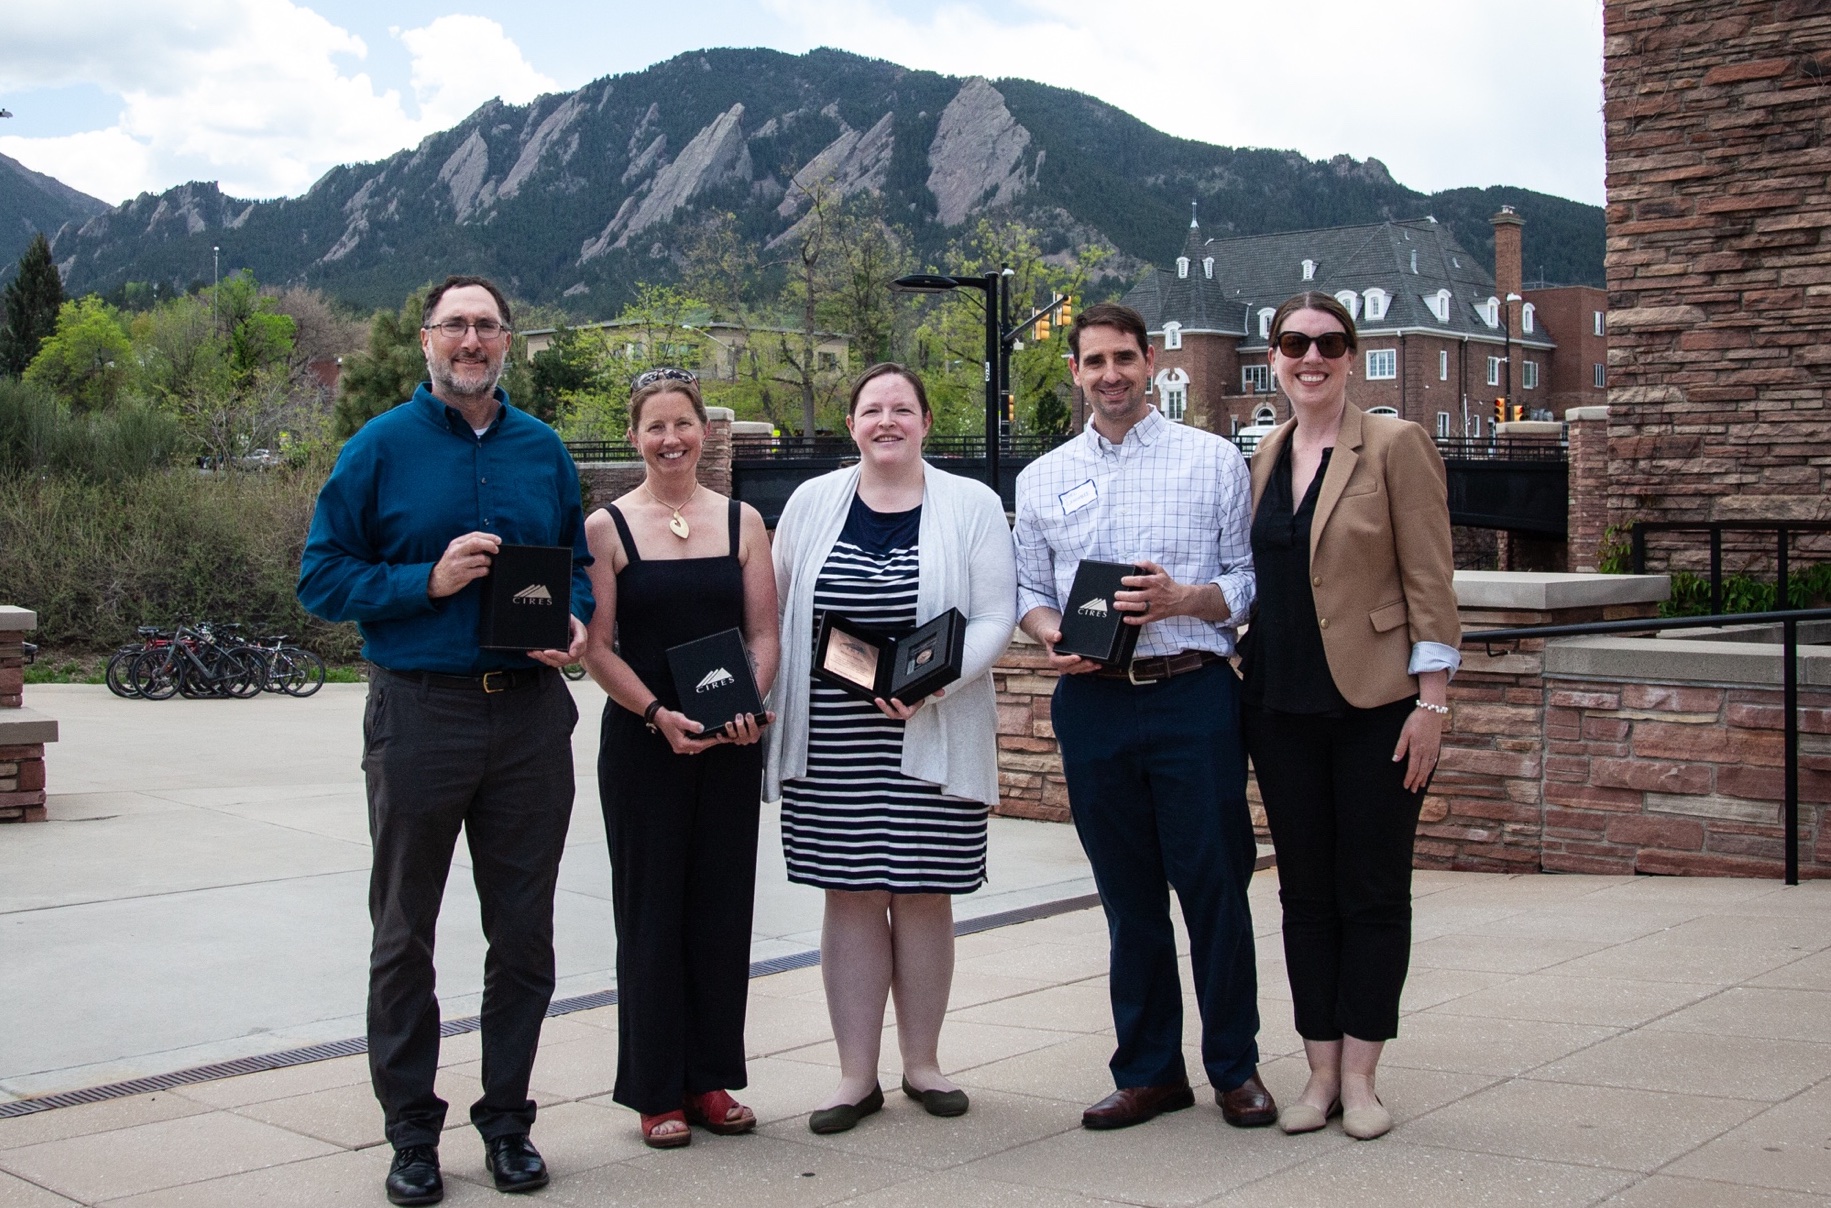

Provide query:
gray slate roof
left=1123, top=217, right=1555, bottom=351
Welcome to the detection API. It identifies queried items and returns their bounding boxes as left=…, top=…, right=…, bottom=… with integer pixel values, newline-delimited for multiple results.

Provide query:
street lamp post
left=212, top=245, right=221, bottom=328
left=1501, top=290, right=1523, bottom=424
left=889, top=271, right=1069, bottom=494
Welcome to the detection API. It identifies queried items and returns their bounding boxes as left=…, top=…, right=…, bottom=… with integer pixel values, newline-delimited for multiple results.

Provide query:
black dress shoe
left=1217, top=1071, right=1277, bottom=1128
left=484, top=1134, right=549, bottom=1194
left=807, top=1083, right=885, bottom=1134
left=386, top=1145, right=442, bottom=1206
left=1081, top=1081, right=1195, bottom=1130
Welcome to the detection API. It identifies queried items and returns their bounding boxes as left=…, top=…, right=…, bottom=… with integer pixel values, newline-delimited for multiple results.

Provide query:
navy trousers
left=1052, top=662, right=1261, bottom=1093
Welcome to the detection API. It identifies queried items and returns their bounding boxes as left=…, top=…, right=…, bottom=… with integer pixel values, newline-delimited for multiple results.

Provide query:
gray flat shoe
left=808, top=1084, right=884, bottom=1135
left=901, top=1076, right=969, bottom=1117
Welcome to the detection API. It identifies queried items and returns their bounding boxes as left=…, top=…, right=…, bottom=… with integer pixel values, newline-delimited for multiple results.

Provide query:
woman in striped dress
left=769, top=364, right=1017, bottom=1133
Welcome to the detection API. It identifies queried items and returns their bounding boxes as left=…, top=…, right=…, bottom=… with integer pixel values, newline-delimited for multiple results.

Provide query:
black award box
left=1054, top=560, right=1143, bottom=666
left=666, top=628, right=766, bottom=734
left=813, top=608, right=966, bottom=706
left=478, top=544, right=572, bottom=651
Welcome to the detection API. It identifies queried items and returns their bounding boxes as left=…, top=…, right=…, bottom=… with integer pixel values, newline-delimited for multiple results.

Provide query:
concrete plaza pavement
left=4, top=684, right=1831, bottom=1205
left=2, top=683, right=1094, bottom=1098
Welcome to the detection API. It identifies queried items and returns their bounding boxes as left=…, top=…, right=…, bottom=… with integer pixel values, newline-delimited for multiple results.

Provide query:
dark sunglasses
left=1273, top=331, right=1352, bottom=359
left=632, top=367, right=698, bottom=389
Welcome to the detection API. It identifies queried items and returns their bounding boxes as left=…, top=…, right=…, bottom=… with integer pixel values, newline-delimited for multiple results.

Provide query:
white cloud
left=761, top=0, right=1606, bottom=205
left=0, top=2, right=554, bottom=204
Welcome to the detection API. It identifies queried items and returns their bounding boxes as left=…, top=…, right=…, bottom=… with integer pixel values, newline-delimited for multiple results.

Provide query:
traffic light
left=1509, top=403, right=1525, bottom=422
left=1034, top=313, right=1051, bottom=341
left=1057, top=296, right=1073, bottom=329
left=1494, top=398, right=1507, bottom=426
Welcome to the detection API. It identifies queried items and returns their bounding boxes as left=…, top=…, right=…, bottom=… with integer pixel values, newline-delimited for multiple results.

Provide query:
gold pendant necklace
left=643, top=483, right=698, bottom=540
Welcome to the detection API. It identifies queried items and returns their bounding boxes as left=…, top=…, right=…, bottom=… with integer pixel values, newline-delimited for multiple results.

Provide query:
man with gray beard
left=299, top=276, right=593, bottom=1205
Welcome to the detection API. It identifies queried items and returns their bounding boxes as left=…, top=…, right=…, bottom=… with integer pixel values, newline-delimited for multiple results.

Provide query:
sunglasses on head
left=632, top=367, right=698, bottom=389
left=1273, top=331, right=1351, bottom=359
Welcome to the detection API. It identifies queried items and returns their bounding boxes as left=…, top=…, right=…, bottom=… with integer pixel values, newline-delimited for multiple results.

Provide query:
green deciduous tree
left=1, top=233, right=66, bottom=378
left=23, top=297, right=133, bottom=412
left=334, top=290, right=427, bottom=438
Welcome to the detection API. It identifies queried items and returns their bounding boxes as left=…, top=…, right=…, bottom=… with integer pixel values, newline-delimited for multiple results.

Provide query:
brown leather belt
left=1092, top=650, right=1224, bottom=684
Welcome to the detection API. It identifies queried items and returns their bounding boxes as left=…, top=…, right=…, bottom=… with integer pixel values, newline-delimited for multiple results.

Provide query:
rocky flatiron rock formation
left=39, top=48, right=1604, bottom=310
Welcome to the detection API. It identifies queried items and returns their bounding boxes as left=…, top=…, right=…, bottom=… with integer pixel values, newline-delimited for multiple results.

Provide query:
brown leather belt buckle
left=481, top=670, right=509, bottom=694
left=1126, top=659, right=1163, bottom=686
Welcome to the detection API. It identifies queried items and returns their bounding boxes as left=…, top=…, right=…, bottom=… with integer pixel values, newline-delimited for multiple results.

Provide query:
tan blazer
left=1248, top=403, right=1459, bottom=709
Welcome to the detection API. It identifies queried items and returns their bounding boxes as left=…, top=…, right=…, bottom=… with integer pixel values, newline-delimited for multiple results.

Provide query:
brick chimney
left=1492, top=204, right=1524, bottom=307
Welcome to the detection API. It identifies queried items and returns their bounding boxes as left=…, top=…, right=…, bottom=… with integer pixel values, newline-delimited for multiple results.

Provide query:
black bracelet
left=643, top=699, right=663, bottom=731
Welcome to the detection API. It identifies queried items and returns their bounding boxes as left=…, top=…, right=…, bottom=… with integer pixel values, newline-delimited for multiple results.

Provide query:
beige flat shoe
left=1342, top=1096, right=1392, bottom=1140
left=1277, top=1099, right=1339, bottom=1134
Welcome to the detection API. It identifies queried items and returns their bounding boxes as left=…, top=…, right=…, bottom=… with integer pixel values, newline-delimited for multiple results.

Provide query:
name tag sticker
left=1059, top=480, right=1098, bottom=515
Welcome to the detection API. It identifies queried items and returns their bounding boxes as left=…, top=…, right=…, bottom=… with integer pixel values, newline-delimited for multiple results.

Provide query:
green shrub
left=0, top=463, right=362, bottom=660
left=1661, top=562, right=1831, bottom=617
left=0, top=378, right=184, bottom=480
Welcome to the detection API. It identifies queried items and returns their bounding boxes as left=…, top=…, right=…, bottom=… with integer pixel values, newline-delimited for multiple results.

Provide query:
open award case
left=478, top=544, right=573, bottom=651
left=813, top=607, right=966, bottom=706
left=665, top=628, right=767, bottom=734
left=1053, top=559, right=1143, bottom=666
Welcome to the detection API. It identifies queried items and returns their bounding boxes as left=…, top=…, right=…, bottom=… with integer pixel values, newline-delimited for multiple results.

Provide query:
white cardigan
left=766, top=462, right=1017, bottom=805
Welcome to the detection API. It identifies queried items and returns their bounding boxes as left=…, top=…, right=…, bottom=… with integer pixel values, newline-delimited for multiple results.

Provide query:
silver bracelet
left=1415, top=699, right=1450, bottom=716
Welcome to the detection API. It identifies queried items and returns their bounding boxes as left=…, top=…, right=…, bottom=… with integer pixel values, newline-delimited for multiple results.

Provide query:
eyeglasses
left=423, top=319, right=510, bottom=341
left=1273, top=331, right=1351, bottom=359
left=633, top=367, right=698, bottom=389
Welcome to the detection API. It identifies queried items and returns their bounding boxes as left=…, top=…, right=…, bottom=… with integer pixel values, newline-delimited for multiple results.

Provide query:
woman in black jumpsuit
left=581, top=371, right=779, bottom=1147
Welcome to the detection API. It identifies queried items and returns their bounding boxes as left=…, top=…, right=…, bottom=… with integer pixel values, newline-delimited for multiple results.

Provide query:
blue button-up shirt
left=297, top=383, right=594, bottom=674
left=1012, top=407, right=1254, bottom=660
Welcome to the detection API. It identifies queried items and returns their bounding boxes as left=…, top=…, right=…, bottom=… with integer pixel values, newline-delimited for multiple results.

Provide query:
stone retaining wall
left=0, top=608, right=54, bottom=823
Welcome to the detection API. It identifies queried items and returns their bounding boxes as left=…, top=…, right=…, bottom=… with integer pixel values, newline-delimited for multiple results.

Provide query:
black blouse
left=1241, top=442, right=1352, bottom=716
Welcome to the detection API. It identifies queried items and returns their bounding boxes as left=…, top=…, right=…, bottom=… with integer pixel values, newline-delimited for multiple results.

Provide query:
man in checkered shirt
left=1012, top=302, right=1274, bottom=1132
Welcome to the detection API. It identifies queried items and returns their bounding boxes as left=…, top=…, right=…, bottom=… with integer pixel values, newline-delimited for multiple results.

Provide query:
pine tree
left=1, top=234, right=66, bottom=377
left=333, top=291, right=427, bottom=438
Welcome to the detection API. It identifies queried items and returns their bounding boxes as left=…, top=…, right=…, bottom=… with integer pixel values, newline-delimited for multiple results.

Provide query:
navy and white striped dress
left=780, top=496, right=988, bottom=894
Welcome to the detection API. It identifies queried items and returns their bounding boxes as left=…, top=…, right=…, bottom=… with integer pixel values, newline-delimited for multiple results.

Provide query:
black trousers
left=1245, top=698, right=1424, bottom=1043
left=599, top=705, right=761, bottom=1115
left=1052, top=664, right=1261, bottom=1093
left=362, top=669, right=577, bottom=1149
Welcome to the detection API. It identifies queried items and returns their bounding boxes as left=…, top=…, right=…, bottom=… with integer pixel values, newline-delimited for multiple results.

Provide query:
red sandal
left=640, top=1109, right=691, bottom=1149
left=683, top=1089, right=756, bottom=1135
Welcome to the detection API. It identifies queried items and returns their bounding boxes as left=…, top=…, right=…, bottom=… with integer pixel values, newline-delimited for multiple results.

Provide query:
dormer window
left=1257, top=307, right=1275, bottom=339
left=1482, top=296, right=1500, bottom=328
left=1522, top=302, right=1536, bottom=334
left=1177, top=256, right=1189, bottom=279
left=1202, top=256, right=1214, bottom=279
left=1301, top=259, right=1316, bottom=281
left=1363, top=288, right=1389, bottom=322
left=1334, top=290, right=1360, bottom=319
left=1163, top=321, right=1183, bottom=350
left=1425, top=288, right=1451, bottom=323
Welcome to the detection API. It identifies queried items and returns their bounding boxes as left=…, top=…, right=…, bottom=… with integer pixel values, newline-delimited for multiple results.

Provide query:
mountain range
left=18, top=48, right=1605, bottom=314
left=1, top=151, right=109, bottom=266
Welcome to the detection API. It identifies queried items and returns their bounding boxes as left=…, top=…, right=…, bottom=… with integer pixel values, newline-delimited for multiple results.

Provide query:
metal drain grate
left=0, top=891, right=1101, bottom=1120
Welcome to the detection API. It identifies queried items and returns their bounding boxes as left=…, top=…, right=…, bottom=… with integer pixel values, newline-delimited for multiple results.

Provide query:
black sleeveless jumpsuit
left=599, top=499, right=761, bottom=1114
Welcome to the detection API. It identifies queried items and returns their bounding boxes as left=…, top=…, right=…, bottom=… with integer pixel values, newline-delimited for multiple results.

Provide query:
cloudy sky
left=0, top=0, right=1606, bottom=209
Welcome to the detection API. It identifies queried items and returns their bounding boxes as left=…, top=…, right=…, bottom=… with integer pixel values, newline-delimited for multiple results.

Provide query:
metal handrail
left=1467, top=606, right=1831, bottom=885
left=1630, top=520, right=1831, bottom=616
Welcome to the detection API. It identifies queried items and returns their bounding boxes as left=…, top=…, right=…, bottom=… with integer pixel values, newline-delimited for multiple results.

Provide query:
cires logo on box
left=696, top=667, right=735, bottom=693
left=512, top=584, right=554, bottom=606
left=1077, top=597, right=1109, bottom=617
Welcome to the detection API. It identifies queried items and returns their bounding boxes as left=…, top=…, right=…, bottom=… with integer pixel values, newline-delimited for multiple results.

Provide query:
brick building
left=1122, top=209, right=1607, bottom=436
left=1603, top=0, right=1831, bottom=565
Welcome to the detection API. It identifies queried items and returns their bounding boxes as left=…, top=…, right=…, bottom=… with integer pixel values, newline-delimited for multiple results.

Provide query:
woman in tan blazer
left=1239, top=292, right=1459, bottom=1141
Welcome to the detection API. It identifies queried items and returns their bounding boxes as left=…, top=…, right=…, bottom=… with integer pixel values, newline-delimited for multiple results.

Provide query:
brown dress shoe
left=1081, top=1081, right=1196, bottom=1130
left=1217, top=1071, right=1277, bottom=1127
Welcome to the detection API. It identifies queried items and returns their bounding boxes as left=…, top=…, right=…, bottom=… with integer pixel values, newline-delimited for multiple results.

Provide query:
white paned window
left=1254, top=404, right=1277, bottom=424
left=1436, top=411, right=1452, bottom=438
left=1368, top=406, right=1398, bottom=417
left=1163, top=322, right=1182, bottom=350
left=1335, top=290, right=1360, bottom=318
left=1177, top=257, right=1189, bottom=279
left=1522, top=302, right=1536, bottom=334
left=1593, top=363, right=1606, bottom=388
left=1203, top=256, right=1214, bottom=279
left=1162, top=385, right=1186, bottom=421
left=1257, top=308, right=1274, bottom=338
left=1438, top=349, right=1449, bottom=380
left=1365, top=349, right=1397, bottom=380
left=1523, top=361, right=1540, bottom=389
left=1242, top=364, right=1270, bottom=393
left=1487, top=356, right=1502, bottom=386
left=1594, top=310, right=1604, bottom=336
left=1363, top=288, right=1389, bottom=321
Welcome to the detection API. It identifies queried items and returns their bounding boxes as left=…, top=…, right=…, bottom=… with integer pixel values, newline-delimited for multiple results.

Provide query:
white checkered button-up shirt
left=1013, top=406, right=1255, bottom=661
